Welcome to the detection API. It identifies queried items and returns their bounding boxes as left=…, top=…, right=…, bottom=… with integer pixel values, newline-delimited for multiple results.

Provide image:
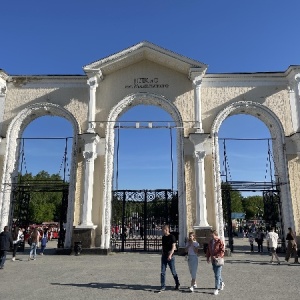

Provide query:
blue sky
left=2, top=1, right=299, bottom=192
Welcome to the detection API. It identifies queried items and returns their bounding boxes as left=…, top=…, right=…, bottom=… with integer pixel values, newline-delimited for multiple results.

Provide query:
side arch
left=0, top=102, right=80, bottom=248
left=100, top=92, right=187, bottom=249
left=211, top=101, right=293, bottom=238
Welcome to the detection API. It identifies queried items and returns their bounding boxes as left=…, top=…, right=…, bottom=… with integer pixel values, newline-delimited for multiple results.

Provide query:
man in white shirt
left=266, top=227, right=281, bottom=264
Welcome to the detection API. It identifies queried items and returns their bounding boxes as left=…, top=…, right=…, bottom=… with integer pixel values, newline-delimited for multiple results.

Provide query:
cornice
left=202, top=72, right=289, bottom=87
left=7, top=75, right=87, bottom=88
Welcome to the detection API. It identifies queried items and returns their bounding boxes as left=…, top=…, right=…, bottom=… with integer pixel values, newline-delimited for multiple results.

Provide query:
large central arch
left=101, top=92, right=187, bottom=249
left=211, top=101, right=294, bottom=237
left=0, top=102, right=80, bottom=248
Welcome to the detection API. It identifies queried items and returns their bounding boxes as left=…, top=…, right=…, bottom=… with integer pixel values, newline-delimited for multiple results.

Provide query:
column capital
left=189, top=133, right=211, bottom=153
left=189, top=68, right=206, bottom=85
left=81, top=132, right=101, bottom=145
left=194, top=150, right=206, bottom=161
left=83, top=151, right=97, bottom=162
left=87, top=71, right=103, bottom=88
left=0, top=77, right=7, bottom=97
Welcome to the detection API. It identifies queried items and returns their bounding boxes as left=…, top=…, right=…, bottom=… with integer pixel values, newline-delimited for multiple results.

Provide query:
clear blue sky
left=2, top=1, right=299, bottom=191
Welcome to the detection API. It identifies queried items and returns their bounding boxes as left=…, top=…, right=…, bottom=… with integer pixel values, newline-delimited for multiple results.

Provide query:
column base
left=73, top=226, right=97, bottom=248
left=194, top=227, right=212, bottom=254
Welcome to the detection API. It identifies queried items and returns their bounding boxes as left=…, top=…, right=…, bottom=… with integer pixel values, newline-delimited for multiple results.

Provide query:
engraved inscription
left=125, top=77, right=169, bottom=89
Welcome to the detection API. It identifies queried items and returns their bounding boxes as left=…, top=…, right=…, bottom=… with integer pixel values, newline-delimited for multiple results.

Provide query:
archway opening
left=111, top=104, right=179, bottom=251
left=12, top=115, right=74, bottom=253
left=218, top=114, right=283, bottom=252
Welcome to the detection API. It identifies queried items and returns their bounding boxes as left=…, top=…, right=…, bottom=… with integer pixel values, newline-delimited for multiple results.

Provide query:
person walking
left=256, top=229, right=264, bottom=253
left=12, top=226, right=23, bottom=261
left=159, top=224, right=180, bottom=292
left=248, top=234, right=254, bottom=252
left=185, top=232, right=199, bottom=292
left=39, top=229, right=48, bottom=255
left=206, top=229, right=225, bottom=296
left=266, top=227, right=281, bottom=264
left=0, top=226, right=13, bottom=269
left=285, top=227, right=298, bottom=263
left=28, top=228, right=40, bottom=261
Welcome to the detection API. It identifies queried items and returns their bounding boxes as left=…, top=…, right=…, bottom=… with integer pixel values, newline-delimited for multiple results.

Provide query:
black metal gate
left=263, top=190, right=282, bottom=228
left=111, top=189, right=178, bottom=252
left=11, top=180, right=69, bottom=250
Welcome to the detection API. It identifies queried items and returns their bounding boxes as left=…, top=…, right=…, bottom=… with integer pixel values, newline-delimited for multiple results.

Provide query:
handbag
left=215, top=257, right=224, bottom=266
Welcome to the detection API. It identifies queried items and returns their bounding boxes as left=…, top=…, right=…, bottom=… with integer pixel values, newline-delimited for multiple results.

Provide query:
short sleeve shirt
left=162, top=234, right=176, bottom=256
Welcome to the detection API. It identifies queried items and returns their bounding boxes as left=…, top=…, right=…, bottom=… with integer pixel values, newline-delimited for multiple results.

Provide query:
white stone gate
left=0, top=41, right=300, bottom=251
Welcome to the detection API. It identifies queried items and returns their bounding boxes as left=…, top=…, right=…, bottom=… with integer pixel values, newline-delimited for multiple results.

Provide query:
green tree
left=15, top=171, right=65, bottom=224
left=221, top=182, right=244, bottom=222
left=242, top=195, right=264, bottom=219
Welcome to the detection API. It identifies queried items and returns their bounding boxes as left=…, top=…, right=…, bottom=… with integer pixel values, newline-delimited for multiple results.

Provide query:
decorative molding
left=211, top=101, right=294, bottom=239
left=101, top=92, right=186, bottom=249
left=194, top=150, right=206, bottom=161
left=0, top=103, right=80, bottom=249
left=83, top=151, right=97, bottom=162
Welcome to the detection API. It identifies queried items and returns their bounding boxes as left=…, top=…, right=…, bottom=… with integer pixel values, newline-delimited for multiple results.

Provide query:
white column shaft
left=193, top=80, right=203, bottom=132
left=82, top=158, right=95, bottom=226
left=194, top=151, right=209, bottom=227
left=87, top=77, right=98, bottom=133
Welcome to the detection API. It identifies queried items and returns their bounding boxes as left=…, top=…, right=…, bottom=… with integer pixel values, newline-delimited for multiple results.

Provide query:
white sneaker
left=193, top=283, right=197, bottom=288
left=221, top=282, right=225, bottom=290
left=189, top=286, right=194, bottom=292
left=214, top=289, right=219, bottom=295
left=11, top=257, right=15, bottom=261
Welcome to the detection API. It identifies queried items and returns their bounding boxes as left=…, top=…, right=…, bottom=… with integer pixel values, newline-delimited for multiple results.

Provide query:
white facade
left=0, top=42, right=300, bottom=250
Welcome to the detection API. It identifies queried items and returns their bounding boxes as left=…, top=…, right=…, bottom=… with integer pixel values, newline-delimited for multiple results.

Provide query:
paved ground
left=1, top=238, right=299, bottom=300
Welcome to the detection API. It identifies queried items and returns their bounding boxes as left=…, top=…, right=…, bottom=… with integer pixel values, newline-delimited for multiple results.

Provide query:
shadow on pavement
left=51, top=282, right=216, bottom=294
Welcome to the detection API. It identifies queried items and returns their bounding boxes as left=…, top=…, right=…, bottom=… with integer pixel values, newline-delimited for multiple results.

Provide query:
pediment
left=83, top=41, right=207, bottom=78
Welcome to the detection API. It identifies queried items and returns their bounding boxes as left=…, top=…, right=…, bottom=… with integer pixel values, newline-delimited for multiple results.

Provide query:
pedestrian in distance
left=248, top=234, right=254, bottom=252
left=285, top=227, right=299, bottom=263
left=256, top=229, right=264, bottom=253
left=266, top=227, right=281, bottom=264
left=185, top=231, right=199, bottom=292
left=206, top=229, right=225, bottom=296
left=39, top=229, right=48, bottom=255
left=159, top=224, right=180, bottom=293
left=0, top=226, right=13, bottom=269
left=12, top=226, right=24, bottom=261
left=28, top=228, right=40, bottom=261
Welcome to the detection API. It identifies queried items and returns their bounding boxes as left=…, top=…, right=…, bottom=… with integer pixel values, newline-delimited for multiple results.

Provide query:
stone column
left=295, top=74, right=300, bottom=131
left=288, top=73, right=300, bottom=133
left=77, top=133, right=100, bottom=228
left=189, top=133, right=211, bottom=229
left=189, top=69, right=205, bottom=133
left=86, top=72, right=103, bottom=133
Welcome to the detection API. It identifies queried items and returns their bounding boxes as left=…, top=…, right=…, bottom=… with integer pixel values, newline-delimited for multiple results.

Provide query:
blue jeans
left=29, top=243, right=37, bottom=258
left=212, top=262, right=223, bottom=289
left=161, top=255, right=180, bottom=288
left=0, top=250, right=7, bottom=268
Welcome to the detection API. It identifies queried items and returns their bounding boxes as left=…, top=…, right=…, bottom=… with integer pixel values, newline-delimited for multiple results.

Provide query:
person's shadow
left=51, top=282, right=215, bottom=294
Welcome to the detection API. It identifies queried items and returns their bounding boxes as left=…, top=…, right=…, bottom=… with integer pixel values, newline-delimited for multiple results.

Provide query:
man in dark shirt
left=159, top=224, right=180, bottom=292
left=0, top=226, right=13, bottom=269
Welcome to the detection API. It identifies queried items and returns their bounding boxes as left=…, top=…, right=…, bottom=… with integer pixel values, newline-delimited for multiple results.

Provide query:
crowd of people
left=0, top=223, right=60, bottom=269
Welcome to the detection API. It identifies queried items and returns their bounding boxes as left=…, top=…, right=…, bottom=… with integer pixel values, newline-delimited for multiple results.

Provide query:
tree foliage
left=14, top=171, right=65, bottom=224
left=221, top=182, right=244, bottom=222
left=242, top=195, right=264, bottom=219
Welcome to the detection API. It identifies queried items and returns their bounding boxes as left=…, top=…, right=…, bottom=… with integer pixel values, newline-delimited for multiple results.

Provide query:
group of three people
left=160, top=225, right=225, bottom=295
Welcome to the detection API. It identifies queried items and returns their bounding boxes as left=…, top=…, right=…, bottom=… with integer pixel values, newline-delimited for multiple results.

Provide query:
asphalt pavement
left=0, top=238, right=299, bottom=300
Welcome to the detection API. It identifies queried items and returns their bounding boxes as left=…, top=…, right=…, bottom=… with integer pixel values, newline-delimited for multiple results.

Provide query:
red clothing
left=206, top=238, right=225, bottom=260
